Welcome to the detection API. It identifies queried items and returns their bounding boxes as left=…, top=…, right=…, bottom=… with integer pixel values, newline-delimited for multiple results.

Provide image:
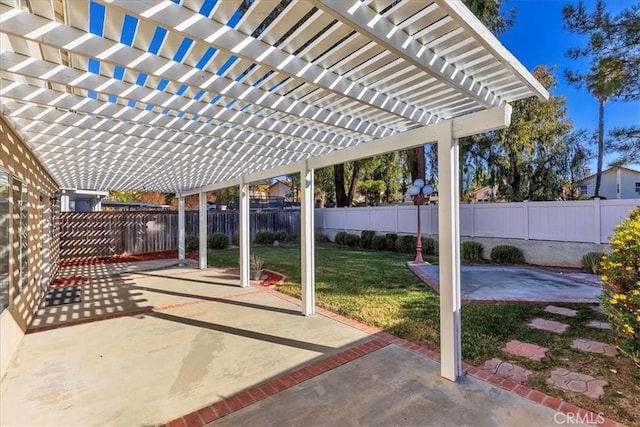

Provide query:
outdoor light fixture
left=406, top=179, right=434, bottom=264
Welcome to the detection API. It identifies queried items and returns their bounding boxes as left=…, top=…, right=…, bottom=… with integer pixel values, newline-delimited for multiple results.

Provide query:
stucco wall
left=0, top=116, right=59, bottom=379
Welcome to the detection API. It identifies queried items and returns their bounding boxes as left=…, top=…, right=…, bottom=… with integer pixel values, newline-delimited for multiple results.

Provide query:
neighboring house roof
left=577, top=166, right=640, bottom=184
left=269, top=179, right=292, bottom=189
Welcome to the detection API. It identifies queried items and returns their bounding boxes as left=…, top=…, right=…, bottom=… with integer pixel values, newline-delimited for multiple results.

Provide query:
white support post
left=239, top=177, right=250, bottom=288
left=437, top=121, right=462, bottom=382
left=60, top=192, right=70, bottom=212
left=300, top=162, right=315, bottom=316
left=178, top=195, right=185, bottom=262
left=198, top=190, right=207, bottom=269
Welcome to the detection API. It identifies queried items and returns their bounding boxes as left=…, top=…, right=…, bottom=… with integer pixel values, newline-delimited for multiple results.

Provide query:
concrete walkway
left=411, top=264, right=601, bottom=303
left=1, top=261, right=609, bottom=426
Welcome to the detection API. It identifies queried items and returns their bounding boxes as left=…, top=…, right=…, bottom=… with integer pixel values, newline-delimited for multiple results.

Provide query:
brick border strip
left=249, top=279, right=624, bottom=427
left=161, top=338, right=389, bottom=427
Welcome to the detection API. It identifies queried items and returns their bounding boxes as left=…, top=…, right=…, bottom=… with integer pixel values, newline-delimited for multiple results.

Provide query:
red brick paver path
left=528, top=318, right=569, bottom=334
left=502, top=340, right=549, bottom=361
left=544, top=305, right=578, bottom=317
left=571, top=339, right=618, bottom=357
left=478, top=358, right=531, bottom=383
left=547, top=368, right=608, bottom=398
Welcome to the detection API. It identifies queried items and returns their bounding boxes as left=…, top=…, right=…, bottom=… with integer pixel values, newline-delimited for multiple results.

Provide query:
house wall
left=0, top=116, right=59, bottom=379
left=269, top=182, right=291, bottom=199
left=620, top=170, right=640, bottom=199
left=580, top=169, right=640, bottom=199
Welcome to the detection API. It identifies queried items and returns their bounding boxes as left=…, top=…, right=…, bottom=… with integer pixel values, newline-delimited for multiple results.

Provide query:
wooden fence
left=58, top=210, right=300, bottom=260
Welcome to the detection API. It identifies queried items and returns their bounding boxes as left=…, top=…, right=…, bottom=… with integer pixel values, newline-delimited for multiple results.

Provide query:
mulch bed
left=59, top=251, right=199, bottom=268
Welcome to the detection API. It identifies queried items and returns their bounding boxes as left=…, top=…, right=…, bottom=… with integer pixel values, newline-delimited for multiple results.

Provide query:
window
left=636, top=182, right=640, bottom=194
left=11, top=178, right=28, bottom=298
left=579, top=185, right=588, bottom=195
left=0, top=169, right=9, bottom=311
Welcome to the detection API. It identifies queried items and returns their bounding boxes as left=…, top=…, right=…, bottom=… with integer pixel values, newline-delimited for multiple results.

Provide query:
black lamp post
left=406, top=179, right=434, bottom=264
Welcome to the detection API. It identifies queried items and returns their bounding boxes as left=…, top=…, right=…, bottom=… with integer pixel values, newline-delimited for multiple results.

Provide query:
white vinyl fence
left=315, top=199, right=639, bottom=244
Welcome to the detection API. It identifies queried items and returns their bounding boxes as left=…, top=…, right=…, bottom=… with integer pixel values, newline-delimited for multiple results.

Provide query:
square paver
left=544, top=305, right=577, bottom=317
left=528, top=318, right=569, bottom=334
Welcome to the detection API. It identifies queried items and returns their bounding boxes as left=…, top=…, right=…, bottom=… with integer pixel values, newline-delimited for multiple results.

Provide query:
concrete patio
left=411, top=264, right=602, bottom=303
left=0, top=260, right=604, bottom=426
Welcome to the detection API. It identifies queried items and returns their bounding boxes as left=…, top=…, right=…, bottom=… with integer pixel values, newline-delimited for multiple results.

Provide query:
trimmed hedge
left=274, top=231, right=289, bottom=242
left=185, top=235, right=199, bottom=252
left=344, top=233, right=360, bottom=247
left=207, top=232, right=229, bottom=250
left=490, top=245, right=523, bottom=264
left=395, top=235, right=417, bottom=254
left=421, top=237, right=438, bottom=256
left=360, top=230, right=376, bottom=249
left=255, top=231, right=275, bottom=245
left=461, top=241, right=483, bottom=261
left=371, top=235, right=386, bottom=250
left=384, top=233, right=398, bottom=251
left=334, top=231, right=348, bottom=245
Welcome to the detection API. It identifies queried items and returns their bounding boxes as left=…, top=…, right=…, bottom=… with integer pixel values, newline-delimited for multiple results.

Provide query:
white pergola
left=0, top=0, right=548, bottom=381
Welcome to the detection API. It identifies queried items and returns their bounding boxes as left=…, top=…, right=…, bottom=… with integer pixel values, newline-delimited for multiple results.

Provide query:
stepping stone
left=571, top=339, right=618, bottom=357
left=590, top=305, right=605, bottom=315
left=528, top=318, right=569, bottom=334
left=547, top=368, right=608, bottom=398
left=544, top=305, right=577, bottom=317
left=586, top=320, right=612, bottom=330
left=502, top=340, right=548, bottom=361
left=479, top=358, right=531, bottom=382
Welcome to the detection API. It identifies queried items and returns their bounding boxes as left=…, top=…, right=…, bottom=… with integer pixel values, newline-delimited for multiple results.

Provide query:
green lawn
left=207, top=244, right=639, bottom=424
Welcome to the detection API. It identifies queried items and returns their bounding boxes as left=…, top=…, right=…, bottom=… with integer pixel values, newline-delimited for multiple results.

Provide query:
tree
left=563, top=0, right=640, bottom=197
left=608, top=126, right=640, bottom=164
left=107, top=190, right=140, bottom=202
left=404, top=0, right=517, bottom=183
left=334, top=162, right=360, bottom=207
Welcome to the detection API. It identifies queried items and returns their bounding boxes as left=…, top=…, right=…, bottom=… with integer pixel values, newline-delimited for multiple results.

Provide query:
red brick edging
left=162, top=282, right=624, bottom=427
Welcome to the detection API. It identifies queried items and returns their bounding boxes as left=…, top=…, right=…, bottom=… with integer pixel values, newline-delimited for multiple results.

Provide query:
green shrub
left=600, top=207, right=640, bottom=368
left=581, top=252, right=604, bottom=274
left=371, top=235, right=386, bottom=250
left=421, top=237, right=438, bottom=256
left=334, top=231, right=347, bottom=245
left=490, top=245, right=524, bottom=264
left=185, top=235, right=199, bottom=252
left=255, top=231, right=275, bottom=245
left=207, top=232, right=229, bottom=250
left=344, top=233, right=360, bottom=247
left=274, top=231, right=288, bottom=242
left=232, top=232, right=239, bottom=246
left=395, top=235, right=417, bottom=254
left=384, top=233, right=398, bottom=251
left=360, top=230, right=376, bottom=249
left=461, top=241, right=483, bottom=261
left=316, top=233, right=330, bottom=243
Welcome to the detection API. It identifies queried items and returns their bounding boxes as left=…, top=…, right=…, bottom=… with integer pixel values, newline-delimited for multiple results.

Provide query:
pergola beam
left=312, top=0, right=501, bottom=110
left=98, top=0, right=437, bottom=127
left=0, top=5, right=396, bottom=140
left=182, top=105, right=511, bottom=196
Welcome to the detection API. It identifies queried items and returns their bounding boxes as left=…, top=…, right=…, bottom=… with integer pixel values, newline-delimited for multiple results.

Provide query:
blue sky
left=498, top=0, right=639, bottom=169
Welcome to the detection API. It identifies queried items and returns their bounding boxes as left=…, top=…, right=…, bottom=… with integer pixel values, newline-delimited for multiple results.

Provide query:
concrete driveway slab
left=411, top=264, right=601, bottom=303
